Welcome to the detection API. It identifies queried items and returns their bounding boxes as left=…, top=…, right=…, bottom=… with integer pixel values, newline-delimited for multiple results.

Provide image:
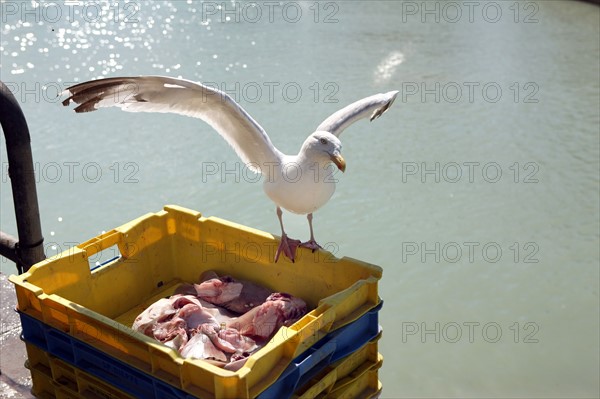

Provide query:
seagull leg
left=300, top=213, right=322, bottom=252
left=274, top=206, right=301, bottom=263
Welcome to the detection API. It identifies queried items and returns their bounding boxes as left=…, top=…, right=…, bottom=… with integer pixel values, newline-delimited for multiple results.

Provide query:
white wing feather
left=316, top=91, right=399, bottom=137
left=62, top=76, right=283, bottom=173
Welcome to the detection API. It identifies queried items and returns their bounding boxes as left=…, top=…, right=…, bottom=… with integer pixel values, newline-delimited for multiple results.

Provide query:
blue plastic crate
left=19, top=313, right=195, bottom=399
left=257, top=301, right=383, bottom=399
left=19, top=301, right=382, bottom=399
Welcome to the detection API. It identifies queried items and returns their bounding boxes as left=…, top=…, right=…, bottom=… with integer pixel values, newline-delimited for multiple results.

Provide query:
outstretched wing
left=315, top=91, right=399, bottom=137
left=62, top=76, right=283, bottom=172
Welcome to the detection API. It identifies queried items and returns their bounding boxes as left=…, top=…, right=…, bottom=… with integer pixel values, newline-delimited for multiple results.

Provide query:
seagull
left=62, top=76, right=398, bottom=262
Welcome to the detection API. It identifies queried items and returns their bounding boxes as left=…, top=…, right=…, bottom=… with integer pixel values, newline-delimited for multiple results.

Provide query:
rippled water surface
left=1, top=1, right=599, bottom=397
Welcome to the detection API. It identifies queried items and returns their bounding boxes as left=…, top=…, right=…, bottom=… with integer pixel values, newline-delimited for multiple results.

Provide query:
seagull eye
left=319, top=138, right=328, bottom=145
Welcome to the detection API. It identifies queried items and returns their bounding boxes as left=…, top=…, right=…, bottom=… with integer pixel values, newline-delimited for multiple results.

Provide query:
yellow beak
left=330, top=153, right=346, bottom=173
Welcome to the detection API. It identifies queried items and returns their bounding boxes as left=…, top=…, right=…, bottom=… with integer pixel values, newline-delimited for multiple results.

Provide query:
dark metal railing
left=0, top=80, right=45, bottom=273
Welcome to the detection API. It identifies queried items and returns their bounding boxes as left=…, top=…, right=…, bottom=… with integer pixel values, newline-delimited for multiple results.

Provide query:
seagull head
left=300, top=131, right=346, bottom=173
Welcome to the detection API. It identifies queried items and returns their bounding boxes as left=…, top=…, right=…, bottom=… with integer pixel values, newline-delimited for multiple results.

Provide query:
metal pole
left=0, top=81, right=45, bottom=273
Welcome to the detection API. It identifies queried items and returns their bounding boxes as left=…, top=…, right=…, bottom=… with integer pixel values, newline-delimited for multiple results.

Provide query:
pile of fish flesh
left=132, top=271, right=307, bottom=370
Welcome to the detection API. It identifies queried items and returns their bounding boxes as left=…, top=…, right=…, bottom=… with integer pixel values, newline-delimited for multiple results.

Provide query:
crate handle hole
left=88, top=244, right=122, bottom=270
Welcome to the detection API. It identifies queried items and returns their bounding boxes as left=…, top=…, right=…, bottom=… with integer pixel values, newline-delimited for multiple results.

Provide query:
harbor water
left=1, top=1, right=599, bottom=397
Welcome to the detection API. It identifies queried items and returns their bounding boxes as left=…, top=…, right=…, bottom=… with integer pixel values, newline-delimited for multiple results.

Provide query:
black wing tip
left=369, top=91, right=398, bottom=122
left=73, top=102, right=99, bottom=113
left=60, top=92, right=96, bottom=112
left=61, top=77, right=142, bottom=113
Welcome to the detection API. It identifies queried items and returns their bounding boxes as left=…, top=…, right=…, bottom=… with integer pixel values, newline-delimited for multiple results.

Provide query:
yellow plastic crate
left=29, top=367, right=57, bottom=399
left=325, top=367, right=382, bottom=399
left=11, top=205, right=382, bottom=399
left=26, top=343, right=134, bottom=399
left=314, top=354, right=382, bottom=399
left=293, top=335, right=382, bottom=399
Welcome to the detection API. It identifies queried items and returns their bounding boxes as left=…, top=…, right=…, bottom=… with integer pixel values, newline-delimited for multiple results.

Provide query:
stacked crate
left=10, top=205, right=383, bottom=398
